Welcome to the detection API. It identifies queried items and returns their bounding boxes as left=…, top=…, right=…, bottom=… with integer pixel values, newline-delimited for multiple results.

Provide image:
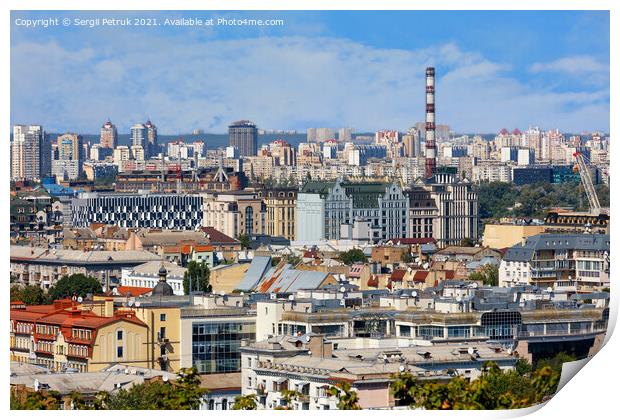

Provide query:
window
left=160, top=313, right=166, bottom=322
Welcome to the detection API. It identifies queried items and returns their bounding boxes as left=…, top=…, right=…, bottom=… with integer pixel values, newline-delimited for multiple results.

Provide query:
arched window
left=208, top=399, right=215, bottom=410
left=222, top=399, right=228, bottom=410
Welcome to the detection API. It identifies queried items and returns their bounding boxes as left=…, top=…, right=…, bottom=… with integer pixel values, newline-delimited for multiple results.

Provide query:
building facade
left=100, top=120, right=118, bottom=149
left=11, top=125, right=44, bottom=181
left=296, top=180, right=408, bottom=243
left=229, top=120, right=258, bottom=157
left=258, top=188, right=297, bottom=241
left=71, top=192, right=204, bottom=229
left=407, top=173, right=479, bottom=247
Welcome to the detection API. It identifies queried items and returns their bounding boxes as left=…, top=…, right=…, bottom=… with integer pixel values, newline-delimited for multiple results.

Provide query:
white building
left=120, top=261, right=186, bottom=295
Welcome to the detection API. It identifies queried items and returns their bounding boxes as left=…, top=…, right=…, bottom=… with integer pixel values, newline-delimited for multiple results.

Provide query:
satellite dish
left=305, top=335, right=311, bottom=342
left=307, top=350, right=312, bottom=355
left=456, top=296, right=462, bottom=302
left=288, top=295, right=295, bottom=301
left=546, top=287, right=553, bottom=293
left=135, top=302, right=141, bottom=308
left=471, top=282, right=478, bottom=289
left=77, top=296, right=83, bottom=303
left=423, top=263, right=429, bottom=269
left=128, top=300, right=134, bottom=307
left=339, top=286, right=346, bottom=293
left=113, top=287, right=119, bottom=294
left=162, top=375, right=169, bottom=382
left=467, top=347, right=475, bottom=355
left=411, top=291, right=418, bottom=298
left=240, top=292, right=245, bottom=296
left=399, top=365, right=406, bottom=372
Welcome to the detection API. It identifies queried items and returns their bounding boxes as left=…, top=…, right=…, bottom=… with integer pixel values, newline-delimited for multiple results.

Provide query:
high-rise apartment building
left=145, top=120, right=158, bottom=157
left=100, top=120, right=118, bottom=149
left=52, top=133, right=83, bottom=181
left=131, top=123, right=147, bottom=150
left=403, top=128, right=421, bottom=158
left=11, top=125, right=43, bottom=181
left=338, top=127, right=354, bottom=142
left=229, top=120, right=258, bottom=157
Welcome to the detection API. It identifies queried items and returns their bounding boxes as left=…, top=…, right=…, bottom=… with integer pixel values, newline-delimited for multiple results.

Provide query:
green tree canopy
left=101, top=367, right=207, bottom=410
left=468, top=264, right=499, bottom=286
left=11, top=285, right=50, bottom=305
left=232, top=394, right=258, bottom=410
left=328, top=381, right=361, bottom=410
left=183, top=260, right=212, bottom=295
left=339, top=249, right=368, bottom=266
left=49, top=274, right=103, bottom=301
left=390, top=361, right=560, bottom=410
left=237, top=233, right=251, bottom=250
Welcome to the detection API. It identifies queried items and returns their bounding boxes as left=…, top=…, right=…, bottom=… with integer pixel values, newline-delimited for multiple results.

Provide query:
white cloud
left=530, top=55, right=609, bottom=75
left=10, top=37, right=609, bottom=134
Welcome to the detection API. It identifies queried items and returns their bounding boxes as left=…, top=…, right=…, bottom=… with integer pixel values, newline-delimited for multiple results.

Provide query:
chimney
left=424, top=67, right=437, bottom=179
left=306, top=334, right=333, bottom=359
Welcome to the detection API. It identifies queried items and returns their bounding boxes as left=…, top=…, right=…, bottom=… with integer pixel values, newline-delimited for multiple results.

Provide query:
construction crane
left=572, top=151, right=602, bottom=215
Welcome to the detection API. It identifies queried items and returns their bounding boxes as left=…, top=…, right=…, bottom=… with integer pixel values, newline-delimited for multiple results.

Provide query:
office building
left=229, top=120, right=258, bottom=157
left=407, top=173, right=479, bottom=247
left=517, top=148, right=535, bottom=166
left=145, top=120, right=158, bottom=157
left=296, top=180, right=408, bottom=243
left=71, top=192, right=204, bottom=229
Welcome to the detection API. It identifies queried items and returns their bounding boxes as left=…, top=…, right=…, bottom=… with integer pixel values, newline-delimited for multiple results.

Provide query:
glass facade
left=192, top=320, right=255, bottom=373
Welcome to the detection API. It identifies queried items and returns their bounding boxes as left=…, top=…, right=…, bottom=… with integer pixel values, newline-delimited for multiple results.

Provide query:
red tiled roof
left=199, top=227, right=239, bottom=244
left=367, top=275, right=379, bottom=288
left=115, top=286, right=153, bottom=297
left=444, top=270, right=455, bottom=279
left=194, top=245, right=214, bottom=252
left=390, top=269, right=407, bottom=281
left=413, top=271, right=429, bottom=282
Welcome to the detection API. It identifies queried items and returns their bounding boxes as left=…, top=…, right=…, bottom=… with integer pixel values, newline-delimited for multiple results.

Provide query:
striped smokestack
left=424, top=67, right=436, bottom=179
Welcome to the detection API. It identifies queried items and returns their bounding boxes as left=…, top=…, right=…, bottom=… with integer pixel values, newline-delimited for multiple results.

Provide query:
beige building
left=201, top=191, right=266, bottom=239
left=482, top=224, right=545, bottom=249
left=258, top=188, right=297, bottom=241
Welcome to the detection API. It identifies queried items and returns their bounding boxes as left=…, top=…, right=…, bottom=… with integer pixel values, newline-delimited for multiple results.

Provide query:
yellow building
left=10, top=299, right=149, bottom=373
left=132, top=304, right=182, bottom=372
left=259, top=188, right=297, bottom=241
left=482, top=224, right=545, bottom=249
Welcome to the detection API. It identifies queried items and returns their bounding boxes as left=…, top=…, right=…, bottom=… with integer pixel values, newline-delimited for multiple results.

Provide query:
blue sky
left=10, top=10, right=610, bottom=134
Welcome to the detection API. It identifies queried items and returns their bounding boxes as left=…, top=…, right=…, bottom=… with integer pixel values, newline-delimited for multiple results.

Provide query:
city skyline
left=11, top=10, right=610, bottom=134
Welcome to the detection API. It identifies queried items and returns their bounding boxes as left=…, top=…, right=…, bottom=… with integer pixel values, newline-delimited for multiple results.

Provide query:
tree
left=275, top=389, right=302, bottom=409
left=232, top=394, right=258, bottom=410
left=390, top=361, right=561, bottom=410
left=49, top=274, right=102, bottom=301
left=103, top=367, right=207, bottom=410
left=11, top=285, right=50, bottom=305
left=339, top=249, right=368, bottom=266
left=328, top=382, right=361, bottom=410
left=237, top=233, right=251, bottom=250
left=401, top=252, right=415, bottom=264
left=468, top=264, right=499, bottom=286
left=285, top=254, right=302, bottom=266
left=11, top=388, right=62, bottom=410
left=535, top=352, right=575, bottom=375
left=183, top=260, right=212, bottom=295
left=459, top=237, right=475, bottom=247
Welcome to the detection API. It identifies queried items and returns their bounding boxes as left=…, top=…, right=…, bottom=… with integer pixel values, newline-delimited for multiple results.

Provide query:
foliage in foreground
left=11, top=367, right=207, bottom=410
left=390, top=360, right=561, bottom=410
left=328, top=381, right=361, bottom=410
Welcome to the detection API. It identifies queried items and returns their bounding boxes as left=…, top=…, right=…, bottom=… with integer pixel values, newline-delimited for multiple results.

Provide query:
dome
left=152, top=280, right=174, bottom=296
left=158, top=265, right=168, bottom=277
left=499, top=128, right=509, bottom=135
